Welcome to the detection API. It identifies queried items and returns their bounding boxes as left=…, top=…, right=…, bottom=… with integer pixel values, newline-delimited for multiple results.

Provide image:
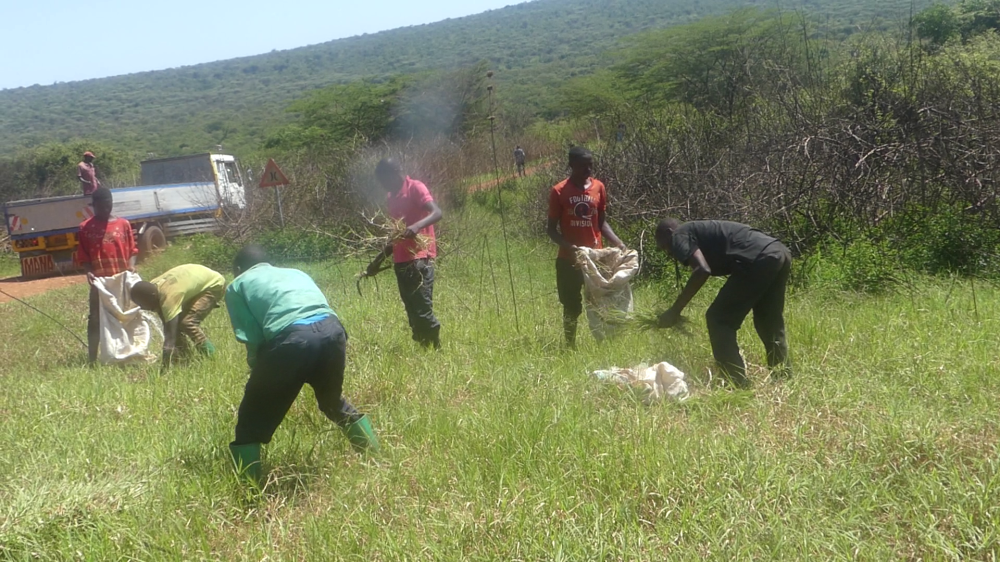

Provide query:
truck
left=3, top=153, right=247, bottom=280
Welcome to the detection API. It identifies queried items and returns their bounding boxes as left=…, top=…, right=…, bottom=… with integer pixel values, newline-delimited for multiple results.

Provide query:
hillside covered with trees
left=0, top=0, right=924, bottom=157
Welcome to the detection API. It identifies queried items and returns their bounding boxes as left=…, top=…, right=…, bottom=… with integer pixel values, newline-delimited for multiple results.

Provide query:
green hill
left=0, top=0, right=927, bottom=156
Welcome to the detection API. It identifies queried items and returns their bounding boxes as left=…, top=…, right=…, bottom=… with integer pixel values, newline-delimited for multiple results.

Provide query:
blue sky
left=0, top=0, right=526, bottom=90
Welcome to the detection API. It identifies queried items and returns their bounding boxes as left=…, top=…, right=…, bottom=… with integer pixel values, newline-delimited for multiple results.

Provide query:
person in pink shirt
left=78, top=151, right=100, bottom=195
left=365, top=158, right=443, bottom=349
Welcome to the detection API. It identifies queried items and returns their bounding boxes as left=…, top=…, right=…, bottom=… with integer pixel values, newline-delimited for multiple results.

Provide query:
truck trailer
left=3, top=153, right=246, bottom=279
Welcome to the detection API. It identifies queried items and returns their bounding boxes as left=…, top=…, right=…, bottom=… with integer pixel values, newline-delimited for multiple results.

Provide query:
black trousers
left=556, top=257, right=584, bottom=320
left=705, top=243, right=792, bottom=386
left=394, top=259, right=440, bottom=346
left=233, top=315, right=362, bottom=446
left=556, top=257, right=585, bottom=345
left=87, top=285, right=100, bottom=364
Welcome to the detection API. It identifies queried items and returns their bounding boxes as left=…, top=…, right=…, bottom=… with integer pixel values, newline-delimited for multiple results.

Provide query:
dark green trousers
left=705, top=243, right=791, bottom=387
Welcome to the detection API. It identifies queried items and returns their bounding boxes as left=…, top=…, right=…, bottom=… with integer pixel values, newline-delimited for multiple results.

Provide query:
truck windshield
left=224, top=162, right=240, bottom=185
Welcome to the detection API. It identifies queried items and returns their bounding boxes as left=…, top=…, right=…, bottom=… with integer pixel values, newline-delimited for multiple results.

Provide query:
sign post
left=258, top=158, right=291, bottom=228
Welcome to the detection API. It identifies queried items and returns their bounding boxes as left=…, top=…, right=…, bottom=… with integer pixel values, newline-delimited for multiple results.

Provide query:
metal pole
left=276, top=185, right=286, bottom=228
left=486, top=72, right=521, bottom=332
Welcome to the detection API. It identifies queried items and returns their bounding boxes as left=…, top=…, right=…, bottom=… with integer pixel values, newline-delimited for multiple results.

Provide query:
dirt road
left=468, top=162, right=548, bottom=192
left=0, top=274, right=88, bottom=304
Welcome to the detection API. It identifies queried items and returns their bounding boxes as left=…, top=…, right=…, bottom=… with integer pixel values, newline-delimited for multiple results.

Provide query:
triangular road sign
left=259, top=158, right=290, bottom=188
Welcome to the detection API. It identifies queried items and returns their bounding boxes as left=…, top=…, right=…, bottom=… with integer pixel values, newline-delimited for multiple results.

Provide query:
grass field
left=2, top=207, right=1000, bottom=560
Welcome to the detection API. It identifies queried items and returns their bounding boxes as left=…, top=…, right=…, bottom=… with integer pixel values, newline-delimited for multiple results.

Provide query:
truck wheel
left=139, top=225, right=166, bottom=260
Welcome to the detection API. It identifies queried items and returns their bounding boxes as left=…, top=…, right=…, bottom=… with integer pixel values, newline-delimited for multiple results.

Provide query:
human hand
left=657, top=307, right=682, bottom=329
left=86, top=272, right=97, bottom=285
left=403, top=225, right=420, bottom=239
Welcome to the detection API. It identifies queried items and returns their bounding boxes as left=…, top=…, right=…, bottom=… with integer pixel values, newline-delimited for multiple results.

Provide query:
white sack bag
left=93, top=271, right=162, bottom=364
left=592, top=362, right=690, bottom=403
left=574, top=247, right=639, bottom=341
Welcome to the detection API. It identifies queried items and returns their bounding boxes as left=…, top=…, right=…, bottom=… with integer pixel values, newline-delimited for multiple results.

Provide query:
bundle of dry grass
left=337, top=211, right=432, bottom=259
left=382, top=216, right=432, bottom=255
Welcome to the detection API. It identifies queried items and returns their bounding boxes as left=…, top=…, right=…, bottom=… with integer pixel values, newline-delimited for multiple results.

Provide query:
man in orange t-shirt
left=76, top=187, right=138, bottom=364
left=546, top=146, right=625, bottom=349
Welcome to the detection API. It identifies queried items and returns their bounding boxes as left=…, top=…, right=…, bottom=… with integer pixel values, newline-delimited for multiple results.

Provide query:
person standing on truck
left=76, top=187, right=138, bottom=365
left=364, top=158, right=443, bottom=349
left=226, top=244, right=379, bottom=481
left=131, top=264, right=225, bottom=368
left=546, top=146, right=625, bottom=349
left=78, top=151, right=100, bottom=195
left=514, top=145, right=526, bottom=177
left=654, top=218, right=792, bottom=389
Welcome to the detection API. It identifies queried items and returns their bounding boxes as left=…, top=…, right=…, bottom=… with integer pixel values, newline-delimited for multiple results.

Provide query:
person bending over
left=132, top=263, right=225, bottom=367
left=655, top=218, right=791, bottom=388
left=226, top=245, right=378, bottom=481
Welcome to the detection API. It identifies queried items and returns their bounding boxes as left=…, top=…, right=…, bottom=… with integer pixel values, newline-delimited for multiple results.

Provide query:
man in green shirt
left=655, top=219, right=792, bottom=388
left=132, top=263, right=225, bottom=366
left=224, top=245, right=378, bottom=480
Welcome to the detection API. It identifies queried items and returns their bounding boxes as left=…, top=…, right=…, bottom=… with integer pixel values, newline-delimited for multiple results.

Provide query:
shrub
left=254, top=229, right=345, bottom=263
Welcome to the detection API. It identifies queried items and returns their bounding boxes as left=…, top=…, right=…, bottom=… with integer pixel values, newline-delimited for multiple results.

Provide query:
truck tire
left=139, top=225, right=166, bottom=260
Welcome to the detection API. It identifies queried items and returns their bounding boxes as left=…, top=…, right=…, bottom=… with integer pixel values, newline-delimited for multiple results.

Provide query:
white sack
left=592, top=362, right=689, bottom=403
left=93, top=271, right=162, bottom=364
left=574, top=247, right=639, bottom=341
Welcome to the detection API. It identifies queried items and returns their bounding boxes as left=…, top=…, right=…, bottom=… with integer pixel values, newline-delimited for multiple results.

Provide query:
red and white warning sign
left=259, top=159, right=290, bottom=189
left=7, top=214, right=21, bottom=232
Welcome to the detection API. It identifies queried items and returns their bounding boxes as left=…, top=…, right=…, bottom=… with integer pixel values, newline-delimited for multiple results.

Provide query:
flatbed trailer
left=3, top=153, right=246, bottom=279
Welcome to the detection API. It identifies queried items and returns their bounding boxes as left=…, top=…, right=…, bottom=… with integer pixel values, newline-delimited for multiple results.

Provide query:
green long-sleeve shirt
left=225, top=263, right=336, bottom=365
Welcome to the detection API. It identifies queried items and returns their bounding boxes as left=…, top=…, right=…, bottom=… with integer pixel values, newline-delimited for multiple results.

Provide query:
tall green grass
left=2, top=208, right=999, bottom=559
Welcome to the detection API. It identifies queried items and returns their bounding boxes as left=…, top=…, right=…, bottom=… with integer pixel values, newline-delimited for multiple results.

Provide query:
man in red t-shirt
left=76, top=187, right=138, bottom=364
left=78, top=151, right=100, bottom=195
left=547, top=147, right=625, bottom=349
left=365, top=158, right=444, bottom=349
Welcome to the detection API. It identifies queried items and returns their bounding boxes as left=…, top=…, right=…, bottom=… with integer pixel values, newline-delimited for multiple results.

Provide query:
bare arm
left=161, top=316, right=180, bottom=368
left=660, top=249, right=712, bottom=327
left=547, top=218, right=575, bottom=252
left=404, top=201, right=443, bottom=237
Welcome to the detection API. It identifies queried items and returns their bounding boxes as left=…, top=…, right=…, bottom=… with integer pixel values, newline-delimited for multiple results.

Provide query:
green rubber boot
left=199, top=341, right=217, bottom=357
left=229, top=442, right=263, bottom=481
left=343, top=415, right=380, bottom=453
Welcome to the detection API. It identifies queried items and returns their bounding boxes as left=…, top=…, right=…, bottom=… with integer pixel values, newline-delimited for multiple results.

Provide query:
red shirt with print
left=76, top=217, right=138, bottom=277
left=387, top=176, right=438, bottom=264
left=548, top=177, right=607, bottom=260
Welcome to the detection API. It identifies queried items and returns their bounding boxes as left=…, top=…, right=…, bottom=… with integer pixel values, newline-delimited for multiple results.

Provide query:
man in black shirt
left=655, top=218, right=791, bottom=388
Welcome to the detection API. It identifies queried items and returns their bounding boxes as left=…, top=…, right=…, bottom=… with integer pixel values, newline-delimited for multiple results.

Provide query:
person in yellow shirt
left=132, top=264, right=226, bottom=366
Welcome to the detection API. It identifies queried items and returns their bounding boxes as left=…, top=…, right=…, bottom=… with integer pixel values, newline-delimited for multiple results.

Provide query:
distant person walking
left=365, top=158, right=443, bottom=349
left=131, top=264, right=225, bottom=367
left=514, top=145, right=526, bottom=177
left=546, top=146, right=625, bottom=349
left=75, top=187, right=138, bottom=365
left=654, top=219, right=792, bottom=388
left=226, top=245, right=378, bottom=481
left=78, top=151, right=100, bottom=195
